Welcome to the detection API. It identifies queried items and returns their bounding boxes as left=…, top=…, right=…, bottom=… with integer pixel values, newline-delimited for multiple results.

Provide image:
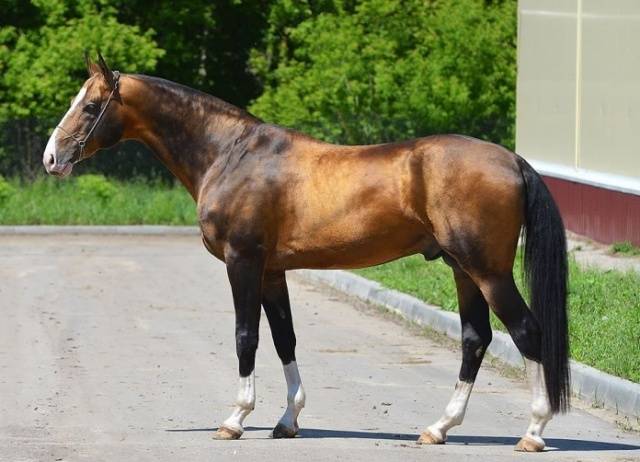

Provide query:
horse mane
left=128, top=74, right=262, bottom=124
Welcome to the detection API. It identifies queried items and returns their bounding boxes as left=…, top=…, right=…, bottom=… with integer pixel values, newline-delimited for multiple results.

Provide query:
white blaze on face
left=43, top=85, right=88, bottom=166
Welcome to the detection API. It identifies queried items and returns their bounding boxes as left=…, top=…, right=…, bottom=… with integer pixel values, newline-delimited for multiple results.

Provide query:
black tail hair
left=516, top=156, right=570, bottom=413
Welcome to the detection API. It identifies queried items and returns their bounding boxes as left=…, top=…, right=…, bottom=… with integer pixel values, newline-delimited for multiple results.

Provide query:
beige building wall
left=516, top=0, right=640, bottom=189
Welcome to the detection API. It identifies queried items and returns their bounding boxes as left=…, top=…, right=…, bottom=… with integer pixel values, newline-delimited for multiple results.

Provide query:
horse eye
left=83, top=102, right=99, bottom=114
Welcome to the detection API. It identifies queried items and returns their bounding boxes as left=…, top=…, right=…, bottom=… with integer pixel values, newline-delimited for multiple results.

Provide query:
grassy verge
left=354, top=253, right=640, bottom=383
left=0, top=175, right=197, bottom=225
left=611, top=241, right=640, bottom=257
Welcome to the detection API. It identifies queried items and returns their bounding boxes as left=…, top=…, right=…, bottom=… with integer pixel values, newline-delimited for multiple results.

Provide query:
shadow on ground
left=165, top=426, right=640, bottom=452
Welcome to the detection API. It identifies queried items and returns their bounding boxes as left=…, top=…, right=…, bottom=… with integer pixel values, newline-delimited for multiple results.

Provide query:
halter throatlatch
left=56, top=70, right=121, bottom=164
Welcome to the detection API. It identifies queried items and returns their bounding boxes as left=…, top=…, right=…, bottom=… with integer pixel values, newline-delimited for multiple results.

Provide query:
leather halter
left=56, top=71, right=121, bottom=164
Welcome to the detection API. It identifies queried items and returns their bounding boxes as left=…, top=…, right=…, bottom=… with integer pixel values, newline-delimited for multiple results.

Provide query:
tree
left=0, top=1, right=162, bottom=122
left=0, top=0, right=274, bottom=178
left=0, top=0, right=163, bottom=177
left=114, top=0, right=270, bottom=107
left=249, top=0, right=517, bottom=148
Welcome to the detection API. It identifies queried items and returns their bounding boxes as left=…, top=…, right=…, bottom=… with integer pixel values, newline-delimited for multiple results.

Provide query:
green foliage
left=0, top=175, right=196, bottom=225
left=354, top=253, right=640, bottom=383
left=112, top=0, right=268, bottom=106
left=250, top=0, right=517, bottom=147
left=0, top=0, right=165, bottom=179
left=611, top=241, right=640, bottom=257
left=0, top=1, right=163, bottom=122
left=249, top=0, right=346, bottom=86
left=76, top=173, right=117, bottom=201
left=0, top=0, right=271, bottom=179
left=0, top=175, right=15, bottom=203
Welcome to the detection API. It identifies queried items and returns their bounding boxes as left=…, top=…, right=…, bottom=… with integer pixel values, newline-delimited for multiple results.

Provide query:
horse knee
left=236, top=330, right=259, bottom=375
left=236, top=330, right=259, bottom=354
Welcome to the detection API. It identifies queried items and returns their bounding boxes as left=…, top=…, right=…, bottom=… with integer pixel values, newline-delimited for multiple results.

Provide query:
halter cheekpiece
left=56, top=70, right=121, bottom=164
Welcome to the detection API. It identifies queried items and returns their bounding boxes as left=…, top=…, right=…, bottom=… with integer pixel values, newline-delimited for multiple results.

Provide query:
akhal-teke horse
left=43, top=54, right=569, bottom=452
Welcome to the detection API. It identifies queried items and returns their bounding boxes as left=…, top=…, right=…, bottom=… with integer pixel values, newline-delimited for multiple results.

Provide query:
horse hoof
left=417, top=430, right=444, bottom=445
left=271, top=423, right=298, bottom=439
left=515, top=436, right=545, bottom=452
left=213, top=426, right=242, bottom=440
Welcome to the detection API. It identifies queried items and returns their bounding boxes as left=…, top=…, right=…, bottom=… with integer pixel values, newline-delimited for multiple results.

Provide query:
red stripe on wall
left=542, top=176, right=640, bottom=246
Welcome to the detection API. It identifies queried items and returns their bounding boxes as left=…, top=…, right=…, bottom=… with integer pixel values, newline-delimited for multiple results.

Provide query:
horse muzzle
left=43, top=152, right=74, bottom=177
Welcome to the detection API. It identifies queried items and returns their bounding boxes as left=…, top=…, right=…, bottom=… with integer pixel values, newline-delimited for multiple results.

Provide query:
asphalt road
left=1, top=234, right=639, bottom=462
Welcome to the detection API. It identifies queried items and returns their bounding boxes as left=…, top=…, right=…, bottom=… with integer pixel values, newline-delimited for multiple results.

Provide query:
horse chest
left=198, top=210, right=229, bottom=260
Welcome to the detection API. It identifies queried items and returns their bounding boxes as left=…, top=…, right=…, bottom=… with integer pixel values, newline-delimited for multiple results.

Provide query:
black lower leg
left=452, top=268, right=493, bottom=382
left=262, top=271, right=296, bottom=365
left=226, top=252, right=264, bottom=377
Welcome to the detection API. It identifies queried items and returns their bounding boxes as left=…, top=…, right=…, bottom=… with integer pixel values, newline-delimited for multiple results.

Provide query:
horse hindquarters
left=421, top=147, right=568, bottom=451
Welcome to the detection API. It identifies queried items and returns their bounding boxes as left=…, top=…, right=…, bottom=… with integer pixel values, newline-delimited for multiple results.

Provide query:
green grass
left=354, top=254, right=640, bottom=383
left=0, top=175, right=197, bottom=225
left=611, top=241, right=640, bottom=257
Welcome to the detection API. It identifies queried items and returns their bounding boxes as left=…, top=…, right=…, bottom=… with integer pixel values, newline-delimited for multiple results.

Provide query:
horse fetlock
left=531, top=396, right=552, bottom=420
left=235, top=397, right=255, bottom=411
left=287, top=384, right=306, bottom=408
left=443, top=406, right=465, bottom=425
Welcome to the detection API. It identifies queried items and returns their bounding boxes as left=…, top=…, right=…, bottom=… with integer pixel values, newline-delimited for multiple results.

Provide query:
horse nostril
left=47, top=154, right=55, bottom=165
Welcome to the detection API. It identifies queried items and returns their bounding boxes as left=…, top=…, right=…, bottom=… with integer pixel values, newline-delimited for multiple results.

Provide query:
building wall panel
left=517, top=0, right=640, bottom=244
left=544, top=176, right=640, bottom=245
left=516, top=0, right=577, bottom=167
left=579, top=0, right=640, bottom=178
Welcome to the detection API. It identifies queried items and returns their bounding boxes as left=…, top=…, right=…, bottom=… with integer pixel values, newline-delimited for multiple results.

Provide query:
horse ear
left=85, top=50, right=100, bottom=77
left=97, top=51, right=116, bottom=89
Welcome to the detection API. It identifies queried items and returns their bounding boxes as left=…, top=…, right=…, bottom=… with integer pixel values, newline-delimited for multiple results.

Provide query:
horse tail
left=516, top=155, right=570, bottom=414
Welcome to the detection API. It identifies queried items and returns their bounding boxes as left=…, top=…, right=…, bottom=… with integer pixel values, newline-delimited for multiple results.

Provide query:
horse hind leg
left=476, top=274, right=552, bottom=452
left=419, top=262, right=492, bottom=444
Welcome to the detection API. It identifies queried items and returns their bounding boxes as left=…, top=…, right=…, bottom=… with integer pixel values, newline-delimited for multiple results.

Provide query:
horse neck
left=123, top=75, right=260, bottom=200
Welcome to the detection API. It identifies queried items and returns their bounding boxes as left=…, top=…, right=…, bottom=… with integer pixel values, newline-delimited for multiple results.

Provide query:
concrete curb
left=0, top=225, right=200, bottom=236
left=297, top=269, right=640, bottom=419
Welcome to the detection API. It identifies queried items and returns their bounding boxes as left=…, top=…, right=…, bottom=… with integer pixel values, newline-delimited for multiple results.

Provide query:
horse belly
left=271, top=220, right=432, bottom=270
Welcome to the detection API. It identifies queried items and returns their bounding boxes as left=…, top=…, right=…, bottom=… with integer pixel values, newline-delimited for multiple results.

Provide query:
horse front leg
left=214, top=249, right=264, bottom=440
left=262, top=270, right=306, bottom=438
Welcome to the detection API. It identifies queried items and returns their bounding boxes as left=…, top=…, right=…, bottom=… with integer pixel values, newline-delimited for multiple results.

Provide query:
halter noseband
left=56, top=70, right=121, bottom=164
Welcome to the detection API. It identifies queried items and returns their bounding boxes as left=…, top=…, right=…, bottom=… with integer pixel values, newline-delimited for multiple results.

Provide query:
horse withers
left=43, top=54, right=569, bottom=452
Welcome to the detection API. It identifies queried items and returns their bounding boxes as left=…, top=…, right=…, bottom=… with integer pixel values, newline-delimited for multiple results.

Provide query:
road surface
left=1, top=234, right=639, bottom=461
